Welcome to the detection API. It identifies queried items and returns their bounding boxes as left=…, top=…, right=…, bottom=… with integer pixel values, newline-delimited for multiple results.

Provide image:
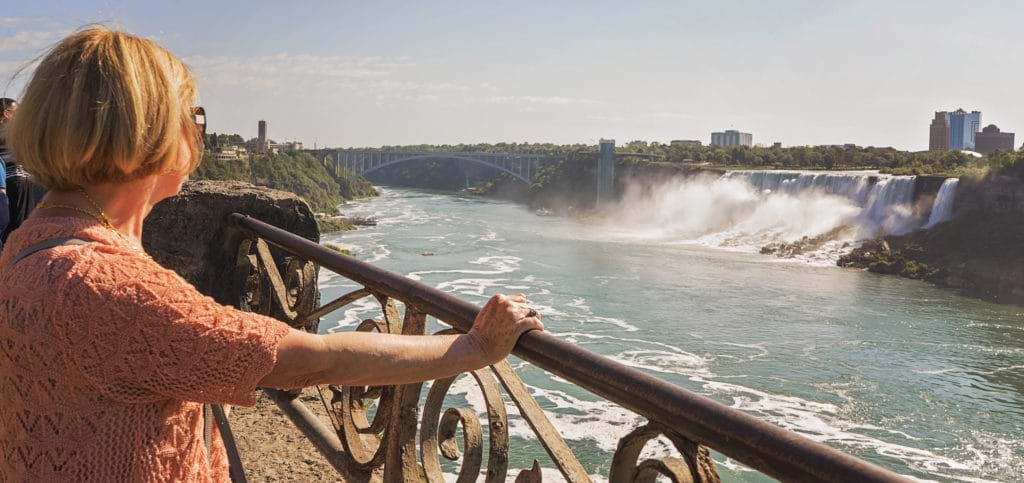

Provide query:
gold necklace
left=36, top=188, right=150, bottom=257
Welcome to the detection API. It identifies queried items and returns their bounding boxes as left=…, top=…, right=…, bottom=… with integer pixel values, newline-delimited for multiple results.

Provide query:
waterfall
left=725, top=171, right=876, bottom=205
left=605, top=170, right=923, bottom=264
left=860, top=175, right=918, bottom=235
left=925, top=178, right=959, bottom=228
left=728, top=171, right=919, bottom=236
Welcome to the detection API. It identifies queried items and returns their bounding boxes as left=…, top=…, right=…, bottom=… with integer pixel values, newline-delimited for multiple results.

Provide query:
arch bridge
left=327, top=150, right=555, bottom=184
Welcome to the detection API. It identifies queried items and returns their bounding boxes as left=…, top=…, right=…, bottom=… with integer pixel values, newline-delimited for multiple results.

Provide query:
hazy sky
left=1, top=1, right=1022, bottom=150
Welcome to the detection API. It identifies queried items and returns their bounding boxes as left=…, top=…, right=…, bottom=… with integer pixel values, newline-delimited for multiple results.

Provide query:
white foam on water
left=557, top=332, right=707, bottom=369
left=408, top=255, right=522, bottom=281
left=567, top=297, right=589, bottom=310
left=324, top=295, right=381, bottom=331
left=434, top=278, right=509, bottom=297
left=610, top=350, right=709, bottom=376
left=478, top=231, right=503, bottom=241
left=361, top=244, right=391, bottom=263
left=714, top=341, right=770, bottom=362
left=497, top=330, right=1009, bottom=481
left=319, top=187, right=1017, bottom=481
left=693, top=377, right=1013, bottom=481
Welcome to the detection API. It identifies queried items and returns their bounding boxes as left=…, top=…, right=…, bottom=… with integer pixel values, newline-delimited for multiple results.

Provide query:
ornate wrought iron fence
left=228, top=213, right=908, bottom=482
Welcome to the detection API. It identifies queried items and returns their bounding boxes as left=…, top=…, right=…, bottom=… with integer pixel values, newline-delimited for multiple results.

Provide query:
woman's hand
left=466, top=294, right=544, bottom=365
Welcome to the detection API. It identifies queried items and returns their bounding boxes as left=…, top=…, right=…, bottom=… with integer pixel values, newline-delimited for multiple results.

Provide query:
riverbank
left=377, top=156, right=1024, bottom=306
left=837, top=169, right=1024, bottom=304
left=319, top=186, right=1024, bottom=481
left=838, top=211, right=1024, bottom=304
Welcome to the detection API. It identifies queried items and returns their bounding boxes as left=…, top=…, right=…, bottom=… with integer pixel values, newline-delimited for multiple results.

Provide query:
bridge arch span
left=335, top=151, right=551, bottom=184
left=362, top=154, right=530, bottom=183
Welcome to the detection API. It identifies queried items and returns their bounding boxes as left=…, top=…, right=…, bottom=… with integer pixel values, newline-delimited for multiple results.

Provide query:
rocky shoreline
left=838, top=211, right=1024, bottom=305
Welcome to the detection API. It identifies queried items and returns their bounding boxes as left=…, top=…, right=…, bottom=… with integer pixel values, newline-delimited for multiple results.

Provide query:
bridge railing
left=228, top=213, right=908, bottom=482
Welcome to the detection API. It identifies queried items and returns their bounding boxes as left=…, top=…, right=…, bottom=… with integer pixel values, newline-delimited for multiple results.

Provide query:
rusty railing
left=228, top=213, right=908, bottom=482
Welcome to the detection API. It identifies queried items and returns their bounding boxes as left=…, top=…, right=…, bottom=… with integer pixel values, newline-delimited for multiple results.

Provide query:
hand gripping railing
left=228, top=213, right=908, bottom=482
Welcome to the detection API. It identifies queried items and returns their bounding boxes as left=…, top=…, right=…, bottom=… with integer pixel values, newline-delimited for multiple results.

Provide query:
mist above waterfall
left=601, top=171, right=928, bottom=263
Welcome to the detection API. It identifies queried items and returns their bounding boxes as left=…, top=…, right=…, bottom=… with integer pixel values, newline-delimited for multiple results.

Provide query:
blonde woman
left=0, top=28, right=542, bottom=482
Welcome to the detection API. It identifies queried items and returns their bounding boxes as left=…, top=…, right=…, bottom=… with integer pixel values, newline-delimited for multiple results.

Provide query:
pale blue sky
left=1, top=1, right=1022, bottom=150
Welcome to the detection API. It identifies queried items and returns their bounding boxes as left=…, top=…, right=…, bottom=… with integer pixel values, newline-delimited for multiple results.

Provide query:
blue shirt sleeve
left=0, top=158, right=6, bottom=189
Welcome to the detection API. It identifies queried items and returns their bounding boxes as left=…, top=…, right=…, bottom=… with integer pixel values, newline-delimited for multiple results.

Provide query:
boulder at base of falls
left=760, top=225, right=855, bottom=258
left=838, top=211, right=1024, bottom=305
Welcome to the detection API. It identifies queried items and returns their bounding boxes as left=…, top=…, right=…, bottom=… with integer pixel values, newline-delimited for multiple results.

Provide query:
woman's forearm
left=319, top=331, right=491, bottom=386
left=259, top=294, right=542, bottom=390
left=261, top=329, right=491, bottom=389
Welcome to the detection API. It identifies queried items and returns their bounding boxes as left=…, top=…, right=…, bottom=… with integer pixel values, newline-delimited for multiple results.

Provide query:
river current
left=319, top=186, right=1023, bottom=482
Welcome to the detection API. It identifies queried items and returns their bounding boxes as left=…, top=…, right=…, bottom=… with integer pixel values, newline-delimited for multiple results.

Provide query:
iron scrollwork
left=236, top=232, right=721, bottom=482
left=611, top=423, right=720, bottom=483
left=235, top=237, right=318, bottom=328
left=420, top=330, right=509, bottom=483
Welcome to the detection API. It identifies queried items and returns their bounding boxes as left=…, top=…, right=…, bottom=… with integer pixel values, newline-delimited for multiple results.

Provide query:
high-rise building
left=710, top=130, right=753, bottom=147
left=947, top=109, right=982, bottom=151
left=929, top=109, right=982, bottom=151
left=975, top=124, right=1015, bottom=154
left=257, top=119, right=268, bottom=154
left=929, top=112, right=949, bottom=151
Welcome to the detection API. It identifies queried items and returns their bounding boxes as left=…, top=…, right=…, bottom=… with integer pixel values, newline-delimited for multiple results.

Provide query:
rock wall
left=955, top=173, right=1024, bottom=215
left=839, top=211, right=1024, bottom=304
left=143, top=180, right=320, bottom=308
left=912, top=175, right=947, bottom=205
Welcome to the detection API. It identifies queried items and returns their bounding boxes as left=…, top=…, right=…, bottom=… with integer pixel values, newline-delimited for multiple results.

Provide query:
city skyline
left=1, top=1, right=1022, bottom=150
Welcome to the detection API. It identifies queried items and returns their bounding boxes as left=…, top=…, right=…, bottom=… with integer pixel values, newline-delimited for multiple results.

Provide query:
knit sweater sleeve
left=54, top=245, right=292, bottom=406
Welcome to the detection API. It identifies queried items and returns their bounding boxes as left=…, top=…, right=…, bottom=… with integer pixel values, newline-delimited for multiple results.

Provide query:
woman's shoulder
left=2, top=217, right=186, bottom=293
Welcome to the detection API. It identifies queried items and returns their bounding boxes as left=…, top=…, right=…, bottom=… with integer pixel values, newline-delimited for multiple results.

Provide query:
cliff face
left=615, top=160, right=724, bottom=189
left=912, top=175, right=947, bottom=205
left=480, top=159, right=723, bottom=214
left=839, top=212, right=1024, bottom=304
left=955, top=173, right=1024, bottom=215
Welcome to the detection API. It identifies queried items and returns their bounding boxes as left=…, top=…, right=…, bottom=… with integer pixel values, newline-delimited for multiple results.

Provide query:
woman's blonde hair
left=8, top=27, right=202, bottom=190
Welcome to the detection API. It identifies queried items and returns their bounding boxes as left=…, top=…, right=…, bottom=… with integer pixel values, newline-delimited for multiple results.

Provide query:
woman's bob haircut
left=8, top=27, right=202, bottom=190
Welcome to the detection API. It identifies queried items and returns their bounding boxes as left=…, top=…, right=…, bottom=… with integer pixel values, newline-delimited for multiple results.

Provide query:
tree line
left=340, top=141, right=1024, bottom=178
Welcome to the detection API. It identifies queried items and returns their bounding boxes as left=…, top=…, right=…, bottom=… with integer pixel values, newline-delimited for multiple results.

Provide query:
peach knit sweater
left=0, top=217, right=291, bottom=482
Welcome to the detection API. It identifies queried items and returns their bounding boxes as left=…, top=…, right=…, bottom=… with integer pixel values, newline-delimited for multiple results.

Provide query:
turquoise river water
left=318, top=186, right=1023, bottom=482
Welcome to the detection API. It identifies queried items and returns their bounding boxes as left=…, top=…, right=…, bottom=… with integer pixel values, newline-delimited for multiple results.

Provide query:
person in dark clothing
left=1, top=98, right=36, bottom=244
left=0, top=160, right=7, bottom=252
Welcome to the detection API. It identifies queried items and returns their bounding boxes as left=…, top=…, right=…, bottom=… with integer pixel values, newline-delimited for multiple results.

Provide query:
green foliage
left=192, top=153, right=252, bottom=182
left=343, top=141, right=1024, bottom=178
left=983, top=149, right=1024, bottom=179
left=317, top=217, right=355, bottom=233
left=192, top=150, right=377, bottom=214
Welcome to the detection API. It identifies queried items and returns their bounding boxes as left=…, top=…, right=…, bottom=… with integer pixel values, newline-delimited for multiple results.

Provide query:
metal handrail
left=230, top=213, right=908, bottom=482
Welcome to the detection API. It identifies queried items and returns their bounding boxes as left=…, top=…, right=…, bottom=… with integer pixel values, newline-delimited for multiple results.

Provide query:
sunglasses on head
left=192, top=106, right=207, bottom=138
